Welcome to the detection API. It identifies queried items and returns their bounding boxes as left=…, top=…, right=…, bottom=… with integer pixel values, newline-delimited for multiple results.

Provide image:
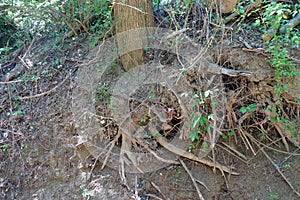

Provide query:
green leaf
left=240, top=106, right=248, bottom=114
left=221, top=133, right=228, bottom=139
left=249, top=104, right=257, bottom=112
left=189, top=130, right=199, bottom=141
left=148, top=93, right=155, bottom=99
left=152, top=131, right=159, bottom=137
left=192, top=116, right=200, bottom=128
left=201, top=142, right=208, bottom=152
left=229, top=129, right=235, bottom=136
left=199, top=116, right=207, bottom=126
left=207, top=114, right=214, bottom=120
left=205, top=124, right=211, bottom=132
left=204, top=90, right=211, bottom=98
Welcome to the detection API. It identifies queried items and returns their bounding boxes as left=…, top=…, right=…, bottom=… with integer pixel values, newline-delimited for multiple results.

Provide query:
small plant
left=221, top=129, right=235, bottom=140
left=175, top=168, right=182, bottom=184
left=259, top=132, right=266, bottom=139
left=189, top=114, right=210, bottom=142
left=282, top=163, right=291, bottom=169
left=239, top=103, right=257, bottom=114
left=268, top=35, right=298, bottom=94
left=0, top=144, right=9, bottom=151
left=151, top=131, right=159, bottom=138
left=80, top=185, right=91, bottom=199
left=95, top=84, right=110, bottom=104
left=269, top=193, right=279, bottom=200
left=253, top=2, right=300, bottom=94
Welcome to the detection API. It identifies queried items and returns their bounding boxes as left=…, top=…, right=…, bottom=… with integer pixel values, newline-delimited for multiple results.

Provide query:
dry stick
left=179, top=159, right=205, bottom=200
left=273, top=123, right=290, bottom=151
left=155, top=135, right=239, bottom=175
left=219, top=142, right=247, bottom=161
left=243, top=131, right=300, bottom=197
left=151, top=182, right=170, bottom=200
left=261, top=148, right=300, bottom=197
left=74, top=18, right=90, bottom=35
left=195, top=180, right=211, bottom=192
left=18, top=74, right=70, bottom=100
left=244, top=134, right=300, bottom=162
left=0, top=80, right=27, bottom=84
left=237, top=127, right=256, bottom=155
left=133, top=175, right=140, bottom=200
left=144, top=193, right=164, bottom=200
left=238, top=113, right=257, bottom=155
left=210, top=93, right=219, bottom=173
left=119, top=127, right=144, bottom=173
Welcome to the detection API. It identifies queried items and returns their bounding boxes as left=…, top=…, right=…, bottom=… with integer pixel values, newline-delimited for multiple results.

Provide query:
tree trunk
left=114, top=0, right=154, bottom=71
left=207, top=0, right=239, bottom=13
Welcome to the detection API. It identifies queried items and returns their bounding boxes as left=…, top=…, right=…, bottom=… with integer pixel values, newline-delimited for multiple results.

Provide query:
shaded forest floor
left=1, top=5, right=300, bottom=200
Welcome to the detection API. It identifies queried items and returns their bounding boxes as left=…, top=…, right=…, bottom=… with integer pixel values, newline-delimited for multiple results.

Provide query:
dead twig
left=18, top=73, right=70, bottom=100
left=195, top=180, right=211, bottom=192
left=144, top=193, right=164, bottom=200
left=101, top=131, right=122, bottom=170
left=261, top=148, right=300, bottom=197
left=74, top=18, right=91, bottom=35
left=238, top=113, right=257, bottom=155
left=219, top=142, right=247, bottom=161
left=151, top=182, right=170, bottom=200
left=0, top=80, right=26, bottom=84
left=241, top=129, right=300, bottom=197
left=179, top=159, right=205, bottom=200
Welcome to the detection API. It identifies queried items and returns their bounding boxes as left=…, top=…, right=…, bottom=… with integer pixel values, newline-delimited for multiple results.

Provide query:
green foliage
left=0, top=8, right=19, bottom=57
left=269, top=37, right=299, bottom=93
left=239, top=103, right=257, bottom=114
left=188, top=113, right=212, bottom=142
left=95, top=83, right=110, bottom=105
left=253, top=2, right=299, bottom=94
left=221, top=129, right=235, bottom=140
left=80, top=185, right=91, bottom=198
left=0, top=0, right=113, bottom=56
left=0, top=144, right=9, bottom=151
left=262, top=2, right=292, bottom=31
left=269, top=193, right=279, bottom=200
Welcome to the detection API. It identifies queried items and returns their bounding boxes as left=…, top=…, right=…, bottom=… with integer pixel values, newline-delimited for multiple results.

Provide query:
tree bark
left=114, top=0, right=154, bottom=71
left=207, top=0, right=239, bottom=13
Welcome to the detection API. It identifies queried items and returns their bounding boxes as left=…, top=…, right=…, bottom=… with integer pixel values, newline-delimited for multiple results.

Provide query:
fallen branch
left=280, top=12, right=300, bottom=33
left=223, top=0, right=263, bottom=24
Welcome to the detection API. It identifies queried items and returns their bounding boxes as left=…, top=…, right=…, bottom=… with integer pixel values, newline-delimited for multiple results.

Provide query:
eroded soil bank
left=1, top=5, right=300, bottom=197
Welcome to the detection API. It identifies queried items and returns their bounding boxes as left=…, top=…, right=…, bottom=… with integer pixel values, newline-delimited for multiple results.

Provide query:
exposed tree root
left=156, top=134, right=239, bottom=175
